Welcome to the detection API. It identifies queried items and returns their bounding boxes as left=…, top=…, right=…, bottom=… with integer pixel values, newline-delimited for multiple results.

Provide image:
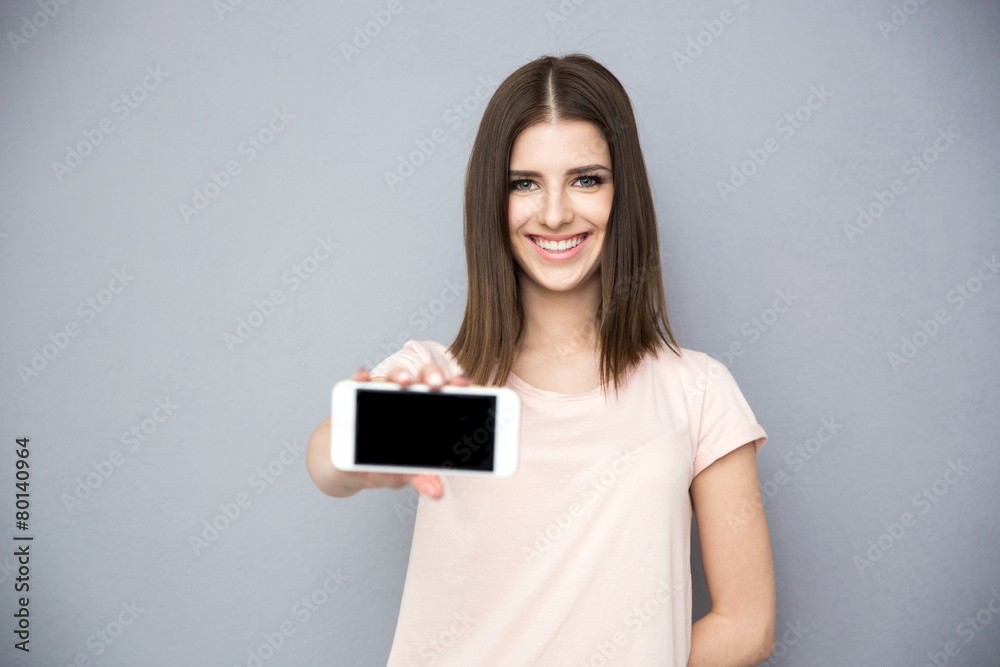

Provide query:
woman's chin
left=524, top=270, right=599, bottom=294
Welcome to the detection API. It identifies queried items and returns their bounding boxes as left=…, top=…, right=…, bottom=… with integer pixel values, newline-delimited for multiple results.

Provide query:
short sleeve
left=691, top=355, right=767, bottom=479
left=368, top=340, right=462, bottom=380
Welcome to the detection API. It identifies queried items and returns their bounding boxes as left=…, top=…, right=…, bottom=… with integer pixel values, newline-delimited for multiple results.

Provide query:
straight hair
left=449, top=53, right=679, bottom=400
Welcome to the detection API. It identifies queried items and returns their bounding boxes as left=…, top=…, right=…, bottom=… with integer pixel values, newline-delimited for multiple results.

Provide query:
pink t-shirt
left=370, top=339, right=767, bottom=666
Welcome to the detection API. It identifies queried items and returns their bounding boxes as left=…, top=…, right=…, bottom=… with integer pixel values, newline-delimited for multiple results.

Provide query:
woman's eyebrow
left=508, top=164, right=611, bottom=178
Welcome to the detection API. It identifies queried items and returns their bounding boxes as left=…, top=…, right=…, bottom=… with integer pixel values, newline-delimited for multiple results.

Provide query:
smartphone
left=330, top=380, right=521, bottom=478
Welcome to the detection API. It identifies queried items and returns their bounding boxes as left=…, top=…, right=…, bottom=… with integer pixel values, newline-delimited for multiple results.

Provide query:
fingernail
left=398, top=370, right=412, bottom=383
left=428, top=372, right=444, bottom=387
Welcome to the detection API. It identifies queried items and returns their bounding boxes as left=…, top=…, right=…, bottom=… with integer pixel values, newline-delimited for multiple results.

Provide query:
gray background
left=1, top=1, right=998, bottom=666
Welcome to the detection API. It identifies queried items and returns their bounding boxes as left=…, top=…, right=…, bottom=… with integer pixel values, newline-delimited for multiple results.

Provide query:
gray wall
left=1, top=1, right=998, bottom=665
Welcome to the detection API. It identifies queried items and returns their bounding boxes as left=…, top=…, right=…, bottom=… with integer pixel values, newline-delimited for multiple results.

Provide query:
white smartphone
left=330, top=380, right=521, bottom=478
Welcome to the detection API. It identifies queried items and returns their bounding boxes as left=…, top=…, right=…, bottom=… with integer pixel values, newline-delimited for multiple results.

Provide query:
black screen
left=355, top=389, right=496, bottom=471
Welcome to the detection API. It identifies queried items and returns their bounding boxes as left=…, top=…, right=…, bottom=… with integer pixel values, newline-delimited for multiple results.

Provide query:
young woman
left=307, top=53, right=775, bottom=666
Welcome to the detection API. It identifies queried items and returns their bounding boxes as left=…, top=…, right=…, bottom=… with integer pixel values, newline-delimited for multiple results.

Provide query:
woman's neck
left=517, top=271, right=601, bottom=359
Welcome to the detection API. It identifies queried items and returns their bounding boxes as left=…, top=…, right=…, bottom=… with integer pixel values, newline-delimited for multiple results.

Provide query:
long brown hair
left=449, top=53, right=679, bottom=399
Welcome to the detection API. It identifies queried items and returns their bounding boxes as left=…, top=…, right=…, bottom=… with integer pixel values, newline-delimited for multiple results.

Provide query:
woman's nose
left=539, top=190, right=574, bottom=228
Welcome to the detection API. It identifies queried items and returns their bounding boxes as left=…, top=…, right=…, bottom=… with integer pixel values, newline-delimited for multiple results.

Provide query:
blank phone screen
left=355, top=389, right=496, bottom=470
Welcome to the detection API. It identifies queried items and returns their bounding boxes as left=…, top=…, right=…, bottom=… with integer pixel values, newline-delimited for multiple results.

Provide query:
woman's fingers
left=385, top=366, right=416, bottom=387
left=364, top=363, right=460, bottom=390
left=409, top=474, right=443, bottom=498
left=347, top=363, right=452, bottom=499
left=362, top=472, right=443, bottom=498
left=365, top=472, right=408, bottom=490
left=419, top=364, right=447, bottom=389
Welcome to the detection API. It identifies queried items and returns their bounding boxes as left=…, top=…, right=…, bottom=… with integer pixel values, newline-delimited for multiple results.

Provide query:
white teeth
left=532, top=234, right=586, bottom=251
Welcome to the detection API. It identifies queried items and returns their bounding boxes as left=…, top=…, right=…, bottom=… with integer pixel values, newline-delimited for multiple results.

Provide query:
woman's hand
left=335, top=364, right=471, bottom=499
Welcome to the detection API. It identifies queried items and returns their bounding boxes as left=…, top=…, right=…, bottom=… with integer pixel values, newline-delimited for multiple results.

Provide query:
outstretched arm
left=688, top=442, right=776, bottom=666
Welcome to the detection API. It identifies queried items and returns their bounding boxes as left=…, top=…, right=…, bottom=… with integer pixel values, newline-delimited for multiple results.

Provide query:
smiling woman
left=450, top=55, right=676, bottom=398
left=307, top=52, right=775, bottom=667
left=508, top=121, right=611, bottom=284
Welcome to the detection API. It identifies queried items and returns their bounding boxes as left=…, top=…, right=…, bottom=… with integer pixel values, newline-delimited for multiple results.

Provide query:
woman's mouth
left=528, top=232, right=590, bottom=260
left=530, top=233, right=588, bottom=251
left=528, top=232, right=590, bottom=253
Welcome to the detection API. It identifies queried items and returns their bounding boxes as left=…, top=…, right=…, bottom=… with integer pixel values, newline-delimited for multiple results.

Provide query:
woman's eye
left=509, top=176, right=604, bottom=191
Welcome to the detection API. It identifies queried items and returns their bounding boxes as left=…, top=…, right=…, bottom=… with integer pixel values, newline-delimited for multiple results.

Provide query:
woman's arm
left=306, top=415, right=366, bottom=498
left=688, top=442, right=776, bottom=666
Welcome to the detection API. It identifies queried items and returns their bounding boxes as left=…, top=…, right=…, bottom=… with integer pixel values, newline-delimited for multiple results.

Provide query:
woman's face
left=507, top=120, right=613, bottom=294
